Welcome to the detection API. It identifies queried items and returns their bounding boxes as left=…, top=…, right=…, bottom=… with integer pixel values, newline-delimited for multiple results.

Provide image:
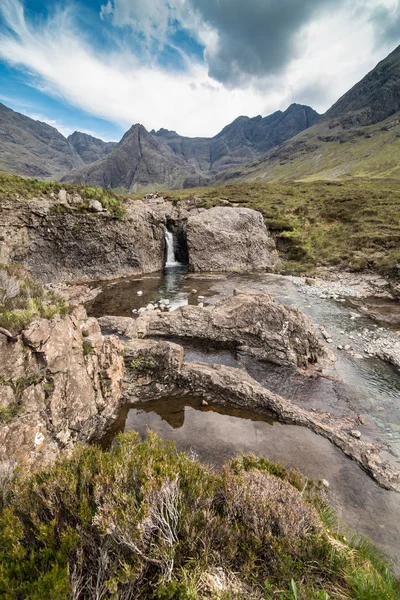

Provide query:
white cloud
left=0, top=0, right=398, bottom=137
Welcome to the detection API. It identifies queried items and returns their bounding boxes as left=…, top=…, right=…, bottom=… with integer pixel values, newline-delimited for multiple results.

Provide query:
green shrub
left=0, top=264, right=70, bottom=334
left=0, top=433, right=397, bottom=599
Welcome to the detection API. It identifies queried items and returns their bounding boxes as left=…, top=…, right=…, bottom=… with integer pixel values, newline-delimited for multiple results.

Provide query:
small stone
left=337, top=344, right=343, bottom=350
left=137, top=291, right=143, bottom=296
left=146, top=303, right=155, bottom=311
left=344, top=344, right=351, bottom=351
left=319, top=294, right=327, bottom=299
left=358, top=415, right=366, bottom=425
left=198, top=302, right=204, bottom=308
left=350, top=430, right=361, bottom=439
left=326, top=338, right=333, bottom=344
left=201, top=399, right=209, bottom=406
left=321, top=479, right=330, bottom=488
left=58, top=189, right=67, bottom=204
left=88, top=199, right=103, bottom=212
left=191, top=289, right=198, bottom=294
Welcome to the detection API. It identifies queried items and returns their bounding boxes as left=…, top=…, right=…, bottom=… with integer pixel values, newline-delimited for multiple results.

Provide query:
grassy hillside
left=226, top=112, right=400, bottom=183
left=166, top=179, right=400, bottom=279
left=0, top=432, right=398, bottom=599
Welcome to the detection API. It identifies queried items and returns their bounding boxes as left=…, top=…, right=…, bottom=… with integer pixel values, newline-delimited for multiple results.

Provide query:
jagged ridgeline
left=0, top=99, right=319, bottom=190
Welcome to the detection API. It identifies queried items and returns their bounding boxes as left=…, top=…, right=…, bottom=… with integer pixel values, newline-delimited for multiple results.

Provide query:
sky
left=0, top=0, right=399, bottom=141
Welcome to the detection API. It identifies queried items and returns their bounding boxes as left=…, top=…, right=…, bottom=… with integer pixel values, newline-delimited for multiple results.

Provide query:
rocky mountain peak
left=324, top=44, right=400, bottom=127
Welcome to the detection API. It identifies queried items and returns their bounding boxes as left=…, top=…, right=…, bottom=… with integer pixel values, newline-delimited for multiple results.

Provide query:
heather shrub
left=0, top=264, right=70, bottom=334
left=0, top=432, right=397, bottom=599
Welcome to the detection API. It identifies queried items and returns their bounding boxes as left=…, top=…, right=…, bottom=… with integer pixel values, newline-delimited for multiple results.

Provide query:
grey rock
left=88, top=199, right=103, bottom=212
left=186, top=207, right=278, bottom=272
left=136, top=289, right=331, bottom=369
left=0, top=308, right=124, bottom=468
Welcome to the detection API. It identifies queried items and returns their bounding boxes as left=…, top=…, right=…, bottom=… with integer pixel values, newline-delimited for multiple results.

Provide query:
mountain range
left=230, top=45, right=400, bottom=183
left=0, top=100, right=319, bottom=190
left=1, top=44, right=400, bottom=189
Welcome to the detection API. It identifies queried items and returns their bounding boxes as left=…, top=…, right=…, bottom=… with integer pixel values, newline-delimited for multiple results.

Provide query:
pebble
left=191, top=289, right=197, bottom=294
left=201, top=399, right=209, bottom=406
left=321, top=479, right=330, bottom=488
left=344, top=345, right=351, bottom=351
left=337, top=344, right=343, bottom=350
left=137, top=290, right=143, bottom=296
left=350, top=430, right=362, bottom=439
left=146, top=303, right=155, bottom=311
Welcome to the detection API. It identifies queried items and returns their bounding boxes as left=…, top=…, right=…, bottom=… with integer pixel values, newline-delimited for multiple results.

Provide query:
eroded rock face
left=0, top=196, right=172, bottom=283
left=135, top=289, right=329, bottom=369
left=0, top=308, right=124, bottom=467
left=186, top=207, right=278, bottom=272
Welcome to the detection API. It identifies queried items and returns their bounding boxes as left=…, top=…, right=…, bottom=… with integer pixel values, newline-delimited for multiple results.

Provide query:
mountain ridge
left=0, top=102, right=84, bottom=179
left=224, top=44, right=400, bottom=183
left=63, top=103, right=320, bottom=190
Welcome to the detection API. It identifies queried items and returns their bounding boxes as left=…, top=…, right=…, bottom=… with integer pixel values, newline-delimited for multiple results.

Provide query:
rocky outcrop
left=0, top=308, right=124, bottom=467
left=0, top=191, right=279, bottom=282
left=0, top=194, right=172, bottom=282
left=325, top=45, right=400, bottom=128
left=134, top=289, right=329, bottom=369
left=186, top=207, right=278, bottom=272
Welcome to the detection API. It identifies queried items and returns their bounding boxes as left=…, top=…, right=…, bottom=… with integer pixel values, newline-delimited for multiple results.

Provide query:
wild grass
left=0, top=172, right=126, bottom=219
left=165, top=179, right=400, bottom=280
left=0, top=264, right=70, bottom=334
left=0, top=433, right=397, bottom=600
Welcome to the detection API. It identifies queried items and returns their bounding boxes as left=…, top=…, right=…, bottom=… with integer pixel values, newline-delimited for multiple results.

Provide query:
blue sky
left=0, top=0, right=399, bottom=141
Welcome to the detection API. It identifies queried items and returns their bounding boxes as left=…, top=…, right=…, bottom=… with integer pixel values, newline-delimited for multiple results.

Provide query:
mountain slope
left=0, top=103, right=84, bottom=179
left=68, top=131, right=117, bottom=164
left=230, top=45, right=400, bottom=183
left=63, top=124, right=209, bottom=190
left=154, top=103, right=319, bottom=175
left=65, top=103, right=319, bottom=191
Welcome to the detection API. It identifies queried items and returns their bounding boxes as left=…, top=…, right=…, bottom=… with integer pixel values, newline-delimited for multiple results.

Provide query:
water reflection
left=123, top=396, right=400, bottom=572
left=86, top=267, right=216, bottom=317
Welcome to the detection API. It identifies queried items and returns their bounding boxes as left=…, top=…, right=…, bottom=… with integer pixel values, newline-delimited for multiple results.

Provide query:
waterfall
left=165, top=229, right=181, bottom=268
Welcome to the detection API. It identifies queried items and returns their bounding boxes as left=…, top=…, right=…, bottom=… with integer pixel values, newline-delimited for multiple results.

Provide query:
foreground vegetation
left=0, top=432, right=397, bottom=599
left=0, top=264, right=70, bottom=334
left=165, top=179, right=400, bottom=280
left=0, top=172, right=126, bottom=219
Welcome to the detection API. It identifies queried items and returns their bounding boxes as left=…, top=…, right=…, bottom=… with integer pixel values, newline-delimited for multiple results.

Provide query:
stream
left=87, top=267, right=400, bottom=570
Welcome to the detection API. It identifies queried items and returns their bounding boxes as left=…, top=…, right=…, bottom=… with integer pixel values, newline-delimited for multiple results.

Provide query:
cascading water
left=165, top=229, right=181, bottom=268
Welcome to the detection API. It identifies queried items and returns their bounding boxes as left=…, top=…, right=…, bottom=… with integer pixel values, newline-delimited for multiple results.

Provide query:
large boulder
left=186, top=206, right=278, bottom=272
left=136, top=289, right=330, bottom=369
left=0, top=307, right=125, bottom=467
